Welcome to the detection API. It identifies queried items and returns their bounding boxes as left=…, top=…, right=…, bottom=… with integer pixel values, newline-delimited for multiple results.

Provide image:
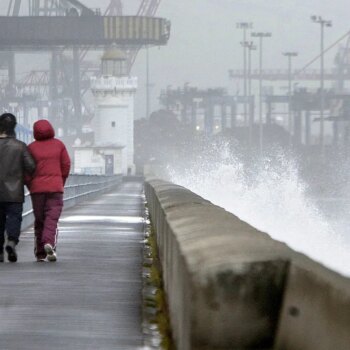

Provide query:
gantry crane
left=0, top=0, right=168, bottom=135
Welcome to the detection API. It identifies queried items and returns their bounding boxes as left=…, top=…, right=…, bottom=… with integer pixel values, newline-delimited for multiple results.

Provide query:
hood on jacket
left=33, top=119, right=55, bottom=141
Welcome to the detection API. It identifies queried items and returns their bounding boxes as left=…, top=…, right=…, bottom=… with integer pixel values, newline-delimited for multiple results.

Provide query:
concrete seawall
left=145, top=178, right=350, bottom=350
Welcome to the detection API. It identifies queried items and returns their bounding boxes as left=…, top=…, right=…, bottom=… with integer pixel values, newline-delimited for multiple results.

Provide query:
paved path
left=0, top=180, right=145, bottom=350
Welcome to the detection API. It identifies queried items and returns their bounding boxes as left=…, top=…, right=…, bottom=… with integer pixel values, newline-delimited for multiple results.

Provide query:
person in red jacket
left=26, top=120, right=71, bottom=262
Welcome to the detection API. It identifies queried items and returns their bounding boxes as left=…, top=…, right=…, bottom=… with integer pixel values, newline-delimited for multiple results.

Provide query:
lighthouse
left=74, top=47, right=137, bottom=175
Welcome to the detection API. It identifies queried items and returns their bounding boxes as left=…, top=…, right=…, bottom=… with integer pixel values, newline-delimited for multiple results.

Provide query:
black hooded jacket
left=0, top=135, right=36, bottom=202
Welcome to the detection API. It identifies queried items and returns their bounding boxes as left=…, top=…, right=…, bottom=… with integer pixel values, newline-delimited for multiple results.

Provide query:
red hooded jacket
left=27, top=120, right=71, bottom=194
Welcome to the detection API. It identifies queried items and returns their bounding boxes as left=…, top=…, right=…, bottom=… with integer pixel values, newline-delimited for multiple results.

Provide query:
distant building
left=159, top=85, right=238, bottom=135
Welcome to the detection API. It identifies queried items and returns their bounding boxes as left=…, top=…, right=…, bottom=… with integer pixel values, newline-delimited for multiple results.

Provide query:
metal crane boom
left=128, top=0, right=162, bottom=72
left=104, top=0, right=123, bottom=16
left=64, top=0, right=95, bottom=16
left=137, top=0, right=161, bottom=17
left=7, top=0, right=22, bottom=16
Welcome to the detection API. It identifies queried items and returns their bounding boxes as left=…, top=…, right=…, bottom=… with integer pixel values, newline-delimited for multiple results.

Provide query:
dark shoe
left=5, top=241, right=17, bottom=263
left=36, top=254, right=46, bottom=262
left=44, top=244, right=57, bottom=262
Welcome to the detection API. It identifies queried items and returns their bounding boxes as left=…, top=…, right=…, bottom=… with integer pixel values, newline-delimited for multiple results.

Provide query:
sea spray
left=167, top=145, right=350, bottom=276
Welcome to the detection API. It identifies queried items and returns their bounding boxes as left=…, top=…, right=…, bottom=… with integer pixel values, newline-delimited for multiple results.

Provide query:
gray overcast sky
left=1, top=0, right=350, bottom=116
left=144, top=0, right=350, bottom=86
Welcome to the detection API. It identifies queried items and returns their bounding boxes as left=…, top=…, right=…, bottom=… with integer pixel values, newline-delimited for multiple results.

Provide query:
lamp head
left=236, top=22, right=253, bottom=29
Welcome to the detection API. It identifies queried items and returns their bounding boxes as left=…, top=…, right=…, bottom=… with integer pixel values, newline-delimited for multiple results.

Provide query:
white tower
left=90, top=47, right=137, bottom=175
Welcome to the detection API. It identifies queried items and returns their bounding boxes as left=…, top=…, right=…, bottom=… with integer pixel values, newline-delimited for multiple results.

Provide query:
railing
left=228, top=68, right=347, bottom=80
left=90, top=76, right=138, bottom=91
left=22, top=174, right=122, bottom=229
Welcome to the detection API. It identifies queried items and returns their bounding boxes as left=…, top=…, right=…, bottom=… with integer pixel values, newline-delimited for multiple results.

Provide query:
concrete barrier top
left=167, top=204, right=294, bottom=273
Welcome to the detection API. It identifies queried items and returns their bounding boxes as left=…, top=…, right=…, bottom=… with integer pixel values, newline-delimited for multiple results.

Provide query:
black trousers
left=0, top=202, right=23, bottom=249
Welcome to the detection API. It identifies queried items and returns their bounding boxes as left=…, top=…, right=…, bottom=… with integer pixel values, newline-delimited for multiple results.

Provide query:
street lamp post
left=282, top=52, right=298, bottom=146
left=251, top=32, right=272, bottom=156
left=146, top=45, right=150, bottom=119
left=242, top=41, right=256, bottom=146
left=247, top=42, right=256, bottom=101
left=237, top=22, right=252, bottom=127
left=311, top=15, right=332, bottom=154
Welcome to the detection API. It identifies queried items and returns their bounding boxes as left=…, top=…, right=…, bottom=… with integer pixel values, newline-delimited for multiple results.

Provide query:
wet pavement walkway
left=0, top=180, right=145, bottom=350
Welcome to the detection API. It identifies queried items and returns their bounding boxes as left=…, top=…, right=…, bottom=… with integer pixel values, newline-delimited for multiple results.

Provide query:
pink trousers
left=31, top=193, right=63, bottom=259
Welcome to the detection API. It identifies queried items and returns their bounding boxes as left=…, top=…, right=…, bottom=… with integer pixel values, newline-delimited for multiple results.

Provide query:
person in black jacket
left=0, top=113, right=36, bottom=262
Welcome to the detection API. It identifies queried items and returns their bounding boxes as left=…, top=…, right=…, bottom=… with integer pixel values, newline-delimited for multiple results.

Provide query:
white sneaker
left=44, top=244, right=57, bottom=262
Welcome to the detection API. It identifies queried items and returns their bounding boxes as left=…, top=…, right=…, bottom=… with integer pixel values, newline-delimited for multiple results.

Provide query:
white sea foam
left=168, top=146, right=350, bottom=276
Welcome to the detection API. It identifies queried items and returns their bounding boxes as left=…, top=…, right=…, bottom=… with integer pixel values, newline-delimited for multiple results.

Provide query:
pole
left=248, top=45, right=252, bottom=145
left=243, top=27, right=247, bottom=127
left=288, top=55, right=292, bottom=146
left=259, top=36, right=263, bottom=155
left=247, top=43, right=256, bottom=147
left=311, top=15, right=332, bottom=155
left=283, top=52, right=299, bottom=146
left=73, top=47, right=82, bottom=132
left=237, top=23, right=253, bottom=127
left=49, top=50, right=58, bottom=127
left=251, top=32, right=271, bottom=155
left=320, top=22, right=325, bottom=153
left=146, top=45, right=150, bottom=119
left=248, top=47, right=252, bottom=100
left=8, top=52, right=15, bottom=96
